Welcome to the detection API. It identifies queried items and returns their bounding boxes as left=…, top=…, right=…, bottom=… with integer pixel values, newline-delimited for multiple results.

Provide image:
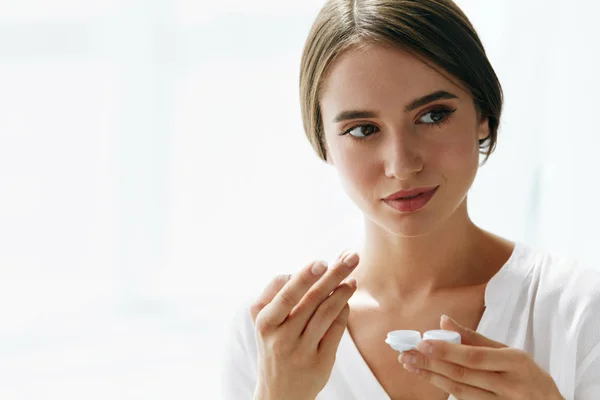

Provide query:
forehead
left=320, top=44, right=469, bottom=111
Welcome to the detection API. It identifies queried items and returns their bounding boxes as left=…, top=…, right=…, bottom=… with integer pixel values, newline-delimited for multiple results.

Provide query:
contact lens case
left=385, top=329, right=461, bottom=352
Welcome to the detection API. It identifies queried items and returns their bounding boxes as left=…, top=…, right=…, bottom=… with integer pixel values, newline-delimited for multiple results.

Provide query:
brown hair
left=299, top=0, right=502, bottom=164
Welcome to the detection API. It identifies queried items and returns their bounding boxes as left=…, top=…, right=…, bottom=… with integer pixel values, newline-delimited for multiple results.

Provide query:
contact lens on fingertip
left=384, top=329, right=461, bottom=352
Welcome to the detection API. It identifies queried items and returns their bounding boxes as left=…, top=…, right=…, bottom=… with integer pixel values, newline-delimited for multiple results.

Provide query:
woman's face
left=319, top=44, right=489, bottom=237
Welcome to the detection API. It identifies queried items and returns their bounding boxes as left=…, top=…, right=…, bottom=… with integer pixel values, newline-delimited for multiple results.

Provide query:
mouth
left=382, top=186, right=439, bottom=213
left=398, top=192, right=424, bottom=200
left=383, top=186, right=440, bottom=201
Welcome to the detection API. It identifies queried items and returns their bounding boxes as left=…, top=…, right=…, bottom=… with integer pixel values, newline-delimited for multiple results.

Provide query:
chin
left=365, top=204, right=443, bottom=238
left=379, top=215, right=439, bottom=237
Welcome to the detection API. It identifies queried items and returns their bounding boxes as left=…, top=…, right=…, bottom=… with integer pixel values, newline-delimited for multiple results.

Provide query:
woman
left=221, top=1, right=600, bottom=399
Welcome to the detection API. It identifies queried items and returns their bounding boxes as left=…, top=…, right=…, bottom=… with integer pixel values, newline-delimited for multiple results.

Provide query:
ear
left=477, top=115, right=490, bottom=141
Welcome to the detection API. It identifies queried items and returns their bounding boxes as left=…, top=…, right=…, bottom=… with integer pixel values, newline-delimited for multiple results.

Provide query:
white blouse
left=220, top=242, right=600, bottom=399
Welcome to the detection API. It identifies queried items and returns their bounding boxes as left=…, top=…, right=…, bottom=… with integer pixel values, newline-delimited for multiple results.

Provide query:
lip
left=382, top=186, right=439, bottom=213
left=383, top=186, right=439, bottom=201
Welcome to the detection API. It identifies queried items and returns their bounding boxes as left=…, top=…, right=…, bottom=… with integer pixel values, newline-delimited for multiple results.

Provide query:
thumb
left=440, top=314, right=506, bottom=349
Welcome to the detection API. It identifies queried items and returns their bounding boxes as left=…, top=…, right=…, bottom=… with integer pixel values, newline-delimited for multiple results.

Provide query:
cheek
left=333, top=147, right=378, bottom=198
left=430, top=134, right=480, bottom=179
left=340, top=156, right=375, bottom=187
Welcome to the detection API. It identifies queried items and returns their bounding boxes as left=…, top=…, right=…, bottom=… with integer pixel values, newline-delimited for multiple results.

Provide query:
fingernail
left=417, top=341, right=433, bottom=355
left=403, top=364, right=420, bottom=374
left=441, top=315, right=451, bottom=323
left=311, top=261, right=328, bottom=275
left=398, top=353, right=416, bottom=364
left=346, top=277, right=357, bottom=288
left=343, top=252, right=359, bottom=268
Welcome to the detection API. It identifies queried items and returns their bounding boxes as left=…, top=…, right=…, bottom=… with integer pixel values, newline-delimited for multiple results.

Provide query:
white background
left=1, top=0, right=599, bottom=398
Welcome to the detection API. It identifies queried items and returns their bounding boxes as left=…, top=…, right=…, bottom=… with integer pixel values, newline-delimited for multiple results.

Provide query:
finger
left=399, top=351, right=504, bottom=394
left=258, top=259, right=329, bottom=328
left=403, top=365, right=497, bottom=400
left=440, top=315, right=506, bottom=349
left=249, top=273, right=291, bottom=324
left=335, top=248, right=353, bottom=262
left=416, top=340, right=521, bottom=372
left=284, top=253, right=359, bottom=331
left=302, top=278, right=357, bottom=349
left=318, top=302, right=350, bottom=358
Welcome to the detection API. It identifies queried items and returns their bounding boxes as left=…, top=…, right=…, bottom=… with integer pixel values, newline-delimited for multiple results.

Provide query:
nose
left=383, top=130, right=424, bottom=180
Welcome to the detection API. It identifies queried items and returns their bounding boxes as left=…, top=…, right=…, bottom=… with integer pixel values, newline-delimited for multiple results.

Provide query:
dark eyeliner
left=338, top=124, right=378, bottom=137
left=338, top=106, right=457, bottom=141
left=420, top=107, right=457, bottom=128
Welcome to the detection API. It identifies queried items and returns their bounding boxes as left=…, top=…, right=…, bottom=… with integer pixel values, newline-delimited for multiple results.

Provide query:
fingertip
left=311, top=260, right=328, bottom=276
left=337, top=249, right=351, bottom=260
left=441, top=314, right=458, bottom=325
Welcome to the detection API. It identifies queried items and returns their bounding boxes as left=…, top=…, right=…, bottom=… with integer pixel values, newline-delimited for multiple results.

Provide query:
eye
left=341, top=124, right=379, bottom=138
left=418, top=108, right=456, bottom=125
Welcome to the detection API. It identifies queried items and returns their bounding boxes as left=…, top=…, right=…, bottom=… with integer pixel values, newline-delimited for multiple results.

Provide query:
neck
left=351, top=201, right=504, bottom=306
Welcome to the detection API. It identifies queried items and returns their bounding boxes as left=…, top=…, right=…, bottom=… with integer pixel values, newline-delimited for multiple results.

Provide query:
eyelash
left=338, top=106, right=458, bottom=141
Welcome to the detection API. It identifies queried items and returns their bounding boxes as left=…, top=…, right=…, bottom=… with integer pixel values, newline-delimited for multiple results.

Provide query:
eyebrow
left=331, top=90, right=459, bottom=123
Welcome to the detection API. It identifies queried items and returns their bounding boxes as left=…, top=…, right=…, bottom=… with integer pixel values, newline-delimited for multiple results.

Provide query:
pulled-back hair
left=299, top=0, right=502, bottom=164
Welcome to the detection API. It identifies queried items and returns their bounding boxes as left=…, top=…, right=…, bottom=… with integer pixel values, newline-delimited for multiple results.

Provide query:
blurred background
left=0, top=0, right=599, bottom=398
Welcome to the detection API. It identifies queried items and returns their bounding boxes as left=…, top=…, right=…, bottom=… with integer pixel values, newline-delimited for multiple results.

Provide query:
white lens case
left=385, top=329, right=461, bottom=352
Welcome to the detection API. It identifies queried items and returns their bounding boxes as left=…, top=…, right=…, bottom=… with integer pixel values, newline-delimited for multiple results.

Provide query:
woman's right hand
left=249, top=251, right=360, bottom=400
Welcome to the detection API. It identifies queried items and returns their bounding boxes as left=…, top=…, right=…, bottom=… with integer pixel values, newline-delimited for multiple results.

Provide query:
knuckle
left=449, top=381, right=464, bottom=396
left=303, top=287, right=324, bottom=304
left=450, top=364, right=467, bottom=380
left=249, top=301, right=265, bottom=319
left=332, top=265, right=349, bottom=281
left=255, top=314, right=271, bottom=336
left=467, top=348, right=484, bottom=366
left=278, top=289, right=298, bottom=307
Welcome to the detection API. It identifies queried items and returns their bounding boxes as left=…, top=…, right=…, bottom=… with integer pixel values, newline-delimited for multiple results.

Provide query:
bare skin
left=344, top=232, right=514, bottom=399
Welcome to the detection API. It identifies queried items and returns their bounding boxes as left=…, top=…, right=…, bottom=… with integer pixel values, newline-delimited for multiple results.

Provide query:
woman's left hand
left=397, top=315, right=565, bottom=400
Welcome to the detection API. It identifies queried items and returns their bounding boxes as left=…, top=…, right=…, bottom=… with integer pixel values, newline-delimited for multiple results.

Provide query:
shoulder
left=529, top=245, right=600, bottom=312
left=525, top=245, right=600, bottom=348
left=491, top=242, right=600, bottom=312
